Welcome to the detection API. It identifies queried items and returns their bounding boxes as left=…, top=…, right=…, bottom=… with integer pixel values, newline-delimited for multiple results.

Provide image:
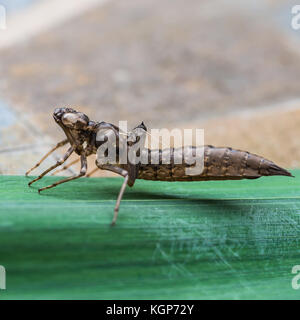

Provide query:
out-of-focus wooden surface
left=1, top=0, right=300, bottom=175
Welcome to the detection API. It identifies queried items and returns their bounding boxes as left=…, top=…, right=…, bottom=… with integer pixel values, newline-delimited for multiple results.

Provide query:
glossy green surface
left=0, top=173, right=299, bottom=299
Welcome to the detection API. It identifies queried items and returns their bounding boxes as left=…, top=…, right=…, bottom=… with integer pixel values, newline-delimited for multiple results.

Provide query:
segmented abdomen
left=138, top=146, right=292, bottom=181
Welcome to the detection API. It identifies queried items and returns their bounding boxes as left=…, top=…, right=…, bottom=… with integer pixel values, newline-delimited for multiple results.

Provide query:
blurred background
left=1, top=0, right=300, bottom=176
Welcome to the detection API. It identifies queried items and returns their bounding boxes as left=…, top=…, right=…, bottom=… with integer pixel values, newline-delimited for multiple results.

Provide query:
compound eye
left=62, top=112, right=89, bottom=129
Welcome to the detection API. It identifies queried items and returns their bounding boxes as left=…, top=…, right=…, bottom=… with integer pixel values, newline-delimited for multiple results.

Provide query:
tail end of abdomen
left=261, top=162, right=294, bottom=178
left=205, top=147, right=294, bottom=180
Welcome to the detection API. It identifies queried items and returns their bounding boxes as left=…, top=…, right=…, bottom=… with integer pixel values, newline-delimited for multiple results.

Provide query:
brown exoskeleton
left=26, top=108, right=293, bottom=225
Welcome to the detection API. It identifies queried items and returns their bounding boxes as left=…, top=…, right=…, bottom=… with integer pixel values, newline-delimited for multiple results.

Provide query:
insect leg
left=99, top=164, right=128, bottom=226
left=112, top=174, right=129, bottom=226
left=25, top=139, right=69, bottom=176
left=51, top=157, right=80, bottom=176
left=28, top=146, right=74, bottom=186
left=38, top=154, right=87, bottom=193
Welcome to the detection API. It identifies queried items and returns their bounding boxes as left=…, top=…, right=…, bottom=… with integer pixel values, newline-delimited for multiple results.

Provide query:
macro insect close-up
left=0, top=0, right=300, bottom=303
left=26, top=108, right=293, bottom=226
